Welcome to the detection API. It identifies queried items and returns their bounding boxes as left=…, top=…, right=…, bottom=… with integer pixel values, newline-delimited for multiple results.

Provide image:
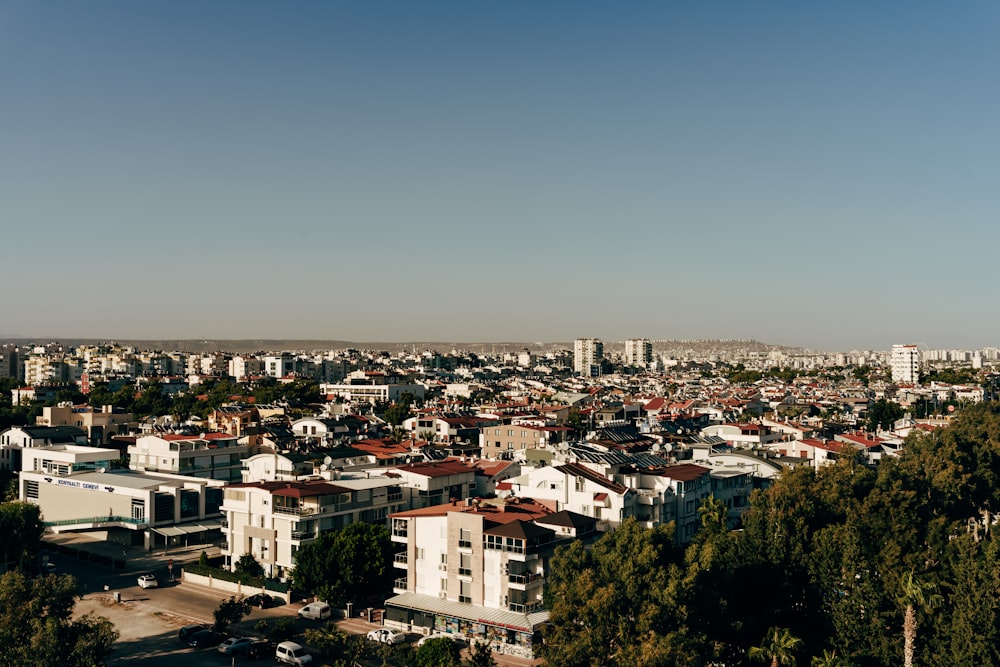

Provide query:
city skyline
left=4, top=2, right=999, bottom=350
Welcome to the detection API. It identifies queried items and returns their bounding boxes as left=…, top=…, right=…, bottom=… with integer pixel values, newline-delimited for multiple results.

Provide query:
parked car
left=417, top=632, right=466, bottom=647
left=218, top=636, right=255, bottom=655
left=367, top=628, right=406, bottom=645
left=43, top=562, right=56, bottom=574
left=188, top=629, right=226, bottom=648
left=246, top=638, right=275, bottom=660
left=275, top=640, right=313, bottom=665
left=246, top=593, right=280, bottom=609
left=178, top=624, right=207, bottom=642
left=297, top=601, right=331, bottom=620
left=137, top=573, right=158, bottom=589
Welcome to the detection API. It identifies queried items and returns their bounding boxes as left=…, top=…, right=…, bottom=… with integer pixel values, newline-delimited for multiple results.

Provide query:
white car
left=275, top=640, right=313, bottom=665
left=297, top=601, right=331, bottom=620
left=417, top=632, right=465, bottom=647
left=367, top=628, right=406, bottom=645
left=137, top=573, right=158, bottom=589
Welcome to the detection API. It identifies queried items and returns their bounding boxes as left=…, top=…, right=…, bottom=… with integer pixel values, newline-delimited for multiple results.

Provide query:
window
left=459, top=528, right=472, bottom=548
left=459, top=553, right=472, bottom=576
left=507, top=442, right=514, bottom=450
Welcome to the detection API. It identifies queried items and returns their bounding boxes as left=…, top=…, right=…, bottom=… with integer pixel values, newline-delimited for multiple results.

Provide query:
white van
left=297, top=601, right=331, bottom=621
left=275, top=640, right=313, bottom=665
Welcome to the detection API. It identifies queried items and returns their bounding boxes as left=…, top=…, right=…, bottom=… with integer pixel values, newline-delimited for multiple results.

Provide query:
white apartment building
left=624, top=338, right=653, bottom=368
left=220, top=476, right=405, bottom=579
left=573, top=338, right=603, bottom=377
left=128, top=433, right=248, bottom=482
left=891, top=344, right=921, bottom=384
left=0, top=425, right=88, bottom=472
left=502, top=461, right=635, bottom=532
left=229, top=356, right=264, bottom=381
left=385, top=497, right=597, bottom=660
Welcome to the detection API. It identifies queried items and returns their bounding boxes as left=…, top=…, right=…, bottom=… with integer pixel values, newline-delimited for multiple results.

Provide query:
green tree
left=383, top=401, right=413, bottom=427
left=463, top=640, right=496, bottom=667
left=749, top=626, right=803, bottom=667
left=0, top=570, right=118, bottom=667
left=254, top=616, right=299, bottom=643
left=292, top=522, right=393, bottom=607
left=0, top=501, right=44, bottom=573
left=542, top=517, right=689, bottom=667
left=233, top=552, right=264, bottom=581
left=414, top=637, right=462, bottom=667
left=866, top=399, right=904, bottom=432
left=212, top=595, right=251, bottom=633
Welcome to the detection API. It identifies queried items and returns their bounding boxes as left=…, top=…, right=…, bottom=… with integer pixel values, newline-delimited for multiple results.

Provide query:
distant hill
left=0, top=338, right=804, bottom=356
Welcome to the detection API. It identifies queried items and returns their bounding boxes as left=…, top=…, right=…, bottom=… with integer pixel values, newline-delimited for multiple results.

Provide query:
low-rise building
left=128, top=433, right=247, bottom=482
left=220, top=476, right=405, bottom=579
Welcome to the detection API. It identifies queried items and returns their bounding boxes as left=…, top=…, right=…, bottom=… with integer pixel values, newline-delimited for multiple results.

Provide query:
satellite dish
left=320, top=464, right=328, bottom=471
left=97, top=467, right=106, bottom=474
left=323, top=456, right=333, bottom=465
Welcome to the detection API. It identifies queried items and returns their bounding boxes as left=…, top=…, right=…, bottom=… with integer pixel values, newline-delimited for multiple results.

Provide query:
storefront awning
left=385, top=592, right=548, bottom=632
left=150, top=519, right=223, bottom=538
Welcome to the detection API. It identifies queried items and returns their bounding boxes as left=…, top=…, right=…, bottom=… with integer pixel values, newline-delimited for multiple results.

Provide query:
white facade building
left=624, top=338, right=653, bottom=368
left=573, top=338, right=603, bottom=377
left=890, top=344, right=921, bottom=384
left=385, top=497, right=596, bottom=659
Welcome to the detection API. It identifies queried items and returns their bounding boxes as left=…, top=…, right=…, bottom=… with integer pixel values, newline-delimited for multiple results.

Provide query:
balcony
left=508, top=572, right=544, bottom=588
left=393, top=552, right=408, bottom=568
left=274, top=505, right=317, bottom=516
left=393, top=577, right=408, bottom=594
left=508, top=600, right=544, bottom=614
left=291, top=530, right=315, bottom=542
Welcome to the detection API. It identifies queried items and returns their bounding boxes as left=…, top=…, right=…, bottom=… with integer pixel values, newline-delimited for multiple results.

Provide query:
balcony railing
left=508, top=600, right=544, bottom=614
left=508, top=572, right=544, bottom=586
left=274, top=505, right=317, bottom=516
left=43, top=515, right=146, bottom=527
left=393, top=577, right=408, bottom=592
left=394, top=552, right=408, bottom=564
left=291, top=531, right=313, bottom=541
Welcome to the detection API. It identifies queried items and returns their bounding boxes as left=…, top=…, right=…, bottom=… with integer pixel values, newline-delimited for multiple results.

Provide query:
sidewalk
left=43, top=532, right=221, bottom=574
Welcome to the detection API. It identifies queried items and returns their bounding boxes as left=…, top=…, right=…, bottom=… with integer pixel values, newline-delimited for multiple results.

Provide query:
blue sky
left=2, top=1, right=998, bottom=350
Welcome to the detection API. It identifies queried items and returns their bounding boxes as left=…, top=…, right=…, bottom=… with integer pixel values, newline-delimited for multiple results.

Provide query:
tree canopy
left=292, top=522, right=393, bottom=607
left=0, top=570, right=118, bottom=667
left=542, top=401, right=1000, bottom=666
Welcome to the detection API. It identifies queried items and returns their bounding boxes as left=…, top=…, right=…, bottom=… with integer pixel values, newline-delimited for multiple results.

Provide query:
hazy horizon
left=4, top=2, right=998, bottom=350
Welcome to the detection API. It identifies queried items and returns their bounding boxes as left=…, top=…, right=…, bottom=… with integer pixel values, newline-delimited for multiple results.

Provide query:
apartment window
left=507, top=442, right=514, bottom=450
left=459, top=553, right=472, bottom=576
left=575, top=477, right=585, bottom=492
left=459, top=528, right=472, bottom=548
left=459, top=580, right=472, bottom=604
left=508, top=430, right=514, bottom=436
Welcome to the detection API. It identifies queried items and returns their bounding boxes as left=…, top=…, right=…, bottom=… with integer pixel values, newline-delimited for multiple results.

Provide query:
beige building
left=36, top=404, right=136, bottom=445
left=385, top=497, right=596, bottom=660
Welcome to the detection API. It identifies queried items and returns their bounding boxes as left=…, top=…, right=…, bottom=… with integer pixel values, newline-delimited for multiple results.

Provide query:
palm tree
left=898, top=571, right=942, bottom=667
left=749, top=626, right=803, bottom=667
left=811, top=649, right=848, bottom=667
